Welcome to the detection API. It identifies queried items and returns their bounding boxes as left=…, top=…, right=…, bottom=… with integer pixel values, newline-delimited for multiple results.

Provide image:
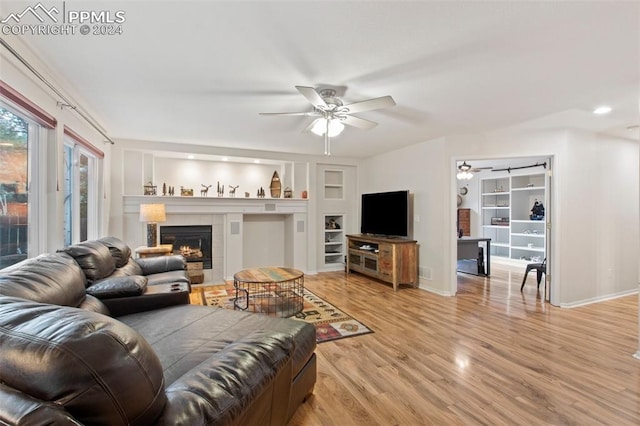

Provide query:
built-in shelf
left=480, top=173, right=546, bottom=262
left=324, top=170, right=344, bottom=200
left=323, top=215, right=344, bottom=267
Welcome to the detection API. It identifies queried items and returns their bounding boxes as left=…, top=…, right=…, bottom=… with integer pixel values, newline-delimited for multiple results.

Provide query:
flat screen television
left=360, top=190, right=411, bottom=238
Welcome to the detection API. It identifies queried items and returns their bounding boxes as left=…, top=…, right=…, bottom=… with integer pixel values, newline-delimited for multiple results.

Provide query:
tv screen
left=360, top=190, right=410, bottom=237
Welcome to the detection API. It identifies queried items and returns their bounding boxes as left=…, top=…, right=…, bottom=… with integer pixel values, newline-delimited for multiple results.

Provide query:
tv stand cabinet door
left=377, top=243, right=395, bottom=283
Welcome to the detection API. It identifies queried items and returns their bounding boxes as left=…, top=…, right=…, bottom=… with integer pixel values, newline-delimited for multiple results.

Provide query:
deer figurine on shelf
left=201, top=184, right=212, bottom=197
left=229, top=185, right=239, bottom=197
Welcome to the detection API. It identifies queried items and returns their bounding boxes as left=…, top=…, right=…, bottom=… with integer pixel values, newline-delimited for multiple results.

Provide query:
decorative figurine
left=284, top=187, right=292, bottom=198
left=229, top=185, right=239, bottom=197
left=201, top=184, right=212, bottom=196
left=245, top=192, right=250, bottom=198
left=269, top=171, right=281, bottom=198
left=217, top=181, right=224, bottom=197
left=143, top=181, right=157, bottom=196
left=257, top=187, right=265, bottom=198
left=162, top=182, right=167, bottom=196
left=180, top=187, right=194, bottom=196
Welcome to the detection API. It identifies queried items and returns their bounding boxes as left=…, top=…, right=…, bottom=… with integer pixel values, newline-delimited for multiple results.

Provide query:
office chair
left=520, top=258, right=546, bottom=291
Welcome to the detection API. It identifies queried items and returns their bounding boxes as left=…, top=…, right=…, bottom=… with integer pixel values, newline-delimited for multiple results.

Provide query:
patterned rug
left=190, top=284, right=373, bottom=343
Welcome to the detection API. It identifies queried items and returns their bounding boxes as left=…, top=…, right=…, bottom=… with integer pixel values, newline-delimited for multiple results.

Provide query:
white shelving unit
left=323, top=214, right=344, bottom=266
left=323, top=170, right=344, bottom=200
left=481, top=177, right=511, bottom=259
left=480, top=172, right=546, bottom=263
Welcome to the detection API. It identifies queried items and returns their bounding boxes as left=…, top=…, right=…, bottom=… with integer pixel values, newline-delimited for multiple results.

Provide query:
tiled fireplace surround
left=123, top=196, right=308, bottom=283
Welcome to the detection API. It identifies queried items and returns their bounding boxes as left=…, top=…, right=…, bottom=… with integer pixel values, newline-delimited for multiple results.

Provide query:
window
left=63, top=129, right=101, bottom=246
left=0, top=105, right=36, bottom=267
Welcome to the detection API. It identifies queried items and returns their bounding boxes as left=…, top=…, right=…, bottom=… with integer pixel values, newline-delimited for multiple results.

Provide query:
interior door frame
left=450, top=154, right=557, bottom=305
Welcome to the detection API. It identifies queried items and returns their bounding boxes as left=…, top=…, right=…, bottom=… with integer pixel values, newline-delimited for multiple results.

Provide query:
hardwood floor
left=288, top=267, right=640, bottom=425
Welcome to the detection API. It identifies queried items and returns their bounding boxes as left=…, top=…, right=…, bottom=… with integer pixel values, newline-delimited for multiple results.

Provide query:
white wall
left=360, top=138, right=449, bottom=291
left=361, top=128, right=639, bottom=306
left=243, top=215, right=285, bottom=267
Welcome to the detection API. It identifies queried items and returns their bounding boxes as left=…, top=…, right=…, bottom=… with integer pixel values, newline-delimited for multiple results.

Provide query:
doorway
left=452, top=156, right=554, bottom=303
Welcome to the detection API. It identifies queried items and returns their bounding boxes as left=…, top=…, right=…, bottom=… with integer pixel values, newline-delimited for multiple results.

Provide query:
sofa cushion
left=97, top=237, right=131, bottom=268
left=119, top=305, right=316, bottom=385
left=145, top=270, right=191, bottom=287
left=135, top=255, right=186, bottom=275
left=0, top=253, right=87, bottom=307
left=87, top=276, right=148, bottom=299
left=110, top=258, right=144, bottom=277
left=58, top=241, right=116, bottom=283
left=0, top=297, right=167, bottom=426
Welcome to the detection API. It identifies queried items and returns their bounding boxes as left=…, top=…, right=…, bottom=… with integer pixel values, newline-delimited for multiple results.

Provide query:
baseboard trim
left=560, top=288, right=638, bottom=308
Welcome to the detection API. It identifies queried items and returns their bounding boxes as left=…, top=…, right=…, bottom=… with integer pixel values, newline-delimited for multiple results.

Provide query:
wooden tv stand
left=346, top=234, right=418, bottom=291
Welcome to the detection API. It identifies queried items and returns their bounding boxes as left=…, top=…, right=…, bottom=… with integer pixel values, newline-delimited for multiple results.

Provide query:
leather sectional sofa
left=0, top=237, right=316, bottom=425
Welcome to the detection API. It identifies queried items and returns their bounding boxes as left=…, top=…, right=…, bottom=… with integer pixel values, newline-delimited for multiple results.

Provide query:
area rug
left=190, top=285, right=373, bottom=343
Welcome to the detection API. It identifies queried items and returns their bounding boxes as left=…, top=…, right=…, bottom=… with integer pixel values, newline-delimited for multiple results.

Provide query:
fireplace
left=160, top=225, right=212, bottom=269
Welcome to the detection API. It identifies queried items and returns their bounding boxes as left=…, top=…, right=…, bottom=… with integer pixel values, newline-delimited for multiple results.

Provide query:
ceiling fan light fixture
left=457, top=171, right=473, bottom=180
left=310, top=118, right=344, bottom=137
left=457, top=162, right=473, bottom=180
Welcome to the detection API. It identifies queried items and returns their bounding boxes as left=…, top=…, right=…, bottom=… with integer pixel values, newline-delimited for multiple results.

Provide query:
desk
left=457, top=237, right=491, bottom=277
left=233, top=267, right=304, bottom=317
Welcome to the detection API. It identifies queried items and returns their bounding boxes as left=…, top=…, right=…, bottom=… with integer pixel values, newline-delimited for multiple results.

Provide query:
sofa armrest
left=135, top=255, right=186, bottom=275
left=0, top=383, right=83, bottom=426
left=155, top=331, right=293, bottom=425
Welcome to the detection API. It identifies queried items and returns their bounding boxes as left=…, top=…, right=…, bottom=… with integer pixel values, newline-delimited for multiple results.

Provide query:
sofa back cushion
left=0, top=297, right=167, bottom=425
left=110, top=258, right=144, bottom=277
left=0, top=253, right=87, bottom=307
left=58, top=241, right=116, bottom=283
left=97, top=237, right=132, bottom=268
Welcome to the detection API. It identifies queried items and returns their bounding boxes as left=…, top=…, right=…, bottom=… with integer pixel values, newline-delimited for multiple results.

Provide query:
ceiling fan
left=259, top=86, right=395, bottom=155
left=457, top=161, right=493, bottom=180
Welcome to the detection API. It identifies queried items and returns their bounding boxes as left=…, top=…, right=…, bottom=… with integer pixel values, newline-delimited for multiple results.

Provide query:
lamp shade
left=139, top=204, right=166, bottom=223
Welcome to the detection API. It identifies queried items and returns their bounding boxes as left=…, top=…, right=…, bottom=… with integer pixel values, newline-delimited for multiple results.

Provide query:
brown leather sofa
left=0, top=238, right=317, bottom=425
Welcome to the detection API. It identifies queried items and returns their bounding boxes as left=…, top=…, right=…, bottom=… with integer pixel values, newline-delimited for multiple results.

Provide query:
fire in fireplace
left=160, top=225, right=212, bottom=269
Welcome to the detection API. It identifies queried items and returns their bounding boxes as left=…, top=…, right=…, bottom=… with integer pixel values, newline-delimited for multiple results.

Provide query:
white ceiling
left=2, top=1, right=639, bottom=158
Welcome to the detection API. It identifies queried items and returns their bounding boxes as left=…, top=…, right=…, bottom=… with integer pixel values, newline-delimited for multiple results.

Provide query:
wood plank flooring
left=288, top=266, right=640, bottom=425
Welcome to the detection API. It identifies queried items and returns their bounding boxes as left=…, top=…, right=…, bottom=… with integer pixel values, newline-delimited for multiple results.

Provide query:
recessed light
left=593, top=106, right=612, bottom=115
left=221, top=157, right=228, bottom=161
left=187, top=155, right=195, bottom=159
left=254, top=159, right=260, bottom=164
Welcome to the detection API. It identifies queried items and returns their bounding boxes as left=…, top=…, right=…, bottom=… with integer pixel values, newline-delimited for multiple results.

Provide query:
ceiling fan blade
left=343, top=95, right=396, bottom=114
left=341, top=115, right=378, bottom=130
left=259, top=111, right=319, bottom=116
left=295, top=86, right=328, bottom=109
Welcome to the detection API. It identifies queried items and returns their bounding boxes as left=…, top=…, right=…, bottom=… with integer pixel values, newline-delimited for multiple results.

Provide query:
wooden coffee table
left=233, top=267, right=304, bottom=317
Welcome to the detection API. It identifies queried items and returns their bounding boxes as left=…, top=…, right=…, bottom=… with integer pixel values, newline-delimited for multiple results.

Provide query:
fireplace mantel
left=123, top=195, right=308, bottom=215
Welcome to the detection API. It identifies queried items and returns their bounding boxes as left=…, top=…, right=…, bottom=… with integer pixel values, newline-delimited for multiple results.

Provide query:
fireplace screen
left=160, top=225, right=212, bottom=269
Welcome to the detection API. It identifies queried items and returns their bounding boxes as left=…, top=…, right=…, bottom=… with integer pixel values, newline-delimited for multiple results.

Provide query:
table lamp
left=139, top=203, right=166, bottom=247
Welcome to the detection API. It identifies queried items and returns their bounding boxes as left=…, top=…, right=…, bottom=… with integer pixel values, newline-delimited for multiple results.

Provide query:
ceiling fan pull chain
left=324, top=120, right=330, bottom=155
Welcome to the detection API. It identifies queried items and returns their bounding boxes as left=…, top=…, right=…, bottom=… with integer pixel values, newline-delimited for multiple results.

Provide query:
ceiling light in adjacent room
left=456, top=161, right=474, bottom=180
left=593, top=105, right=612, bottom=115
left=187, top=155, right=195, bottom=159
